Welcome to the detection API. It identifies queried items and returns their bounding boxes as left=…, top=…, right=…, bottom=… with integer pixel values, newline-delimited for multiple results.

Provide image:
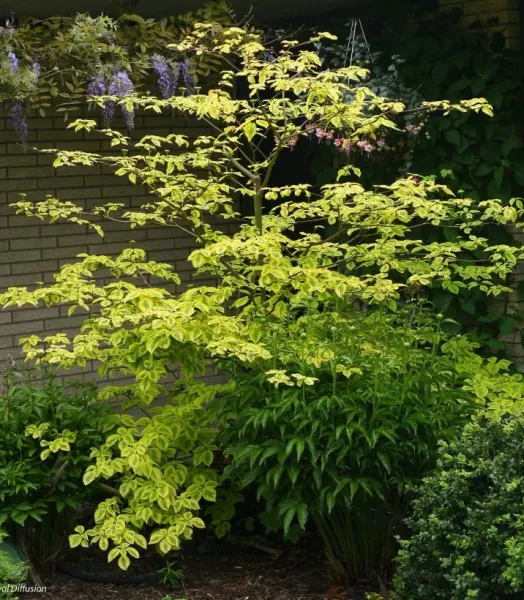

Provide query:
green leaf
left=479, top=311, right=503, bottom=324
left=499, top=317, right=517, bottom=335
left=118, top=554, right=131, bottom=570
left=108, top=548, right=120, bottom=562
left=243, top=122, right=257, bottom=141
left=283, top=507, right=296, bottom=535
left=296, top=503, right=308, bottom=529
left=443, top=129, right=461, bottom=146
left=474, top=163, right=493, bottom=177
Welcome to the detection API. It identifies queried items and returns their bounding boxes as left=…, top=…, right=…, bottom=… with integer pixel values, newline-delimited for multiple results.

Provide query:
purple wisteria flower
left=32, top=62, right=41, bottom=79
left=106, top=70, right=135, bottom=130
left=87, top=75, right=107, bottom=98
left=86, top=74, right=107, bottom=114
left=169, top=59, right=195, bottom=97
left=10, top=101, right=27, bottom=139
left=101, top=97, right=115, bottom=123
left=151, top=54, right=172, bottom=99
left=171, top=61, right=182, bottom=96
left=181, top=58, right=195, bottom=95
left=7, top=50, right=18, bottom=72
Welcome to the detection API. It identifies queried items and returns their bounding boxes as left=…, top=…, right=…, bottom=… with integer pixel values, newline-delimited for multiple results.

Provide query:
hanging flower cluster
left=86, top=70, right=135, bottom=130
left=274, top=119, right=427, bottom=160
left=5, top=49, right=27, bottom=139
left=151, top=54, right=195, bottom=98
left=108, top=71, right=135, bottom=130
left=10, top=101, right=27, bottom=139
left=151, top=54, right=172, bottom=98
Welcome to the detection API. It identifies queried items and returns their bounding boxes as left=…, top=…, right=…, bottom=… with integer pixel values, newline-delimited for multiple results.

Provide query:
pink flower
left=288, top=135, right=298, bottom=151
left=325, top=130, right=334, bottom=141
left=377, top=138, right=386, bottom=148
left=334, top=138, right=343, bottom=147
left=411, top=177, right=420, bottom=184
left=363, top=143, right=374, bottom=153
left=356, top=140, right=366, bottom=149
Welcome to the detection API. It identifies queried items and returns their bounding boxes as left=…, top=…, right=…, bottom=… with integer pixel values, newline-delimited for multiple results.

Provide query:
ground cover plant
left=3, top=4, right=524, bottom=587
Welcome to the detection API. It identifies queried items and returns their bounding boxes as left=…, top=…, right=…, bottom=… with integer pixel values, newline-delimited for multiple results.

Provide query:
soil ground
left=23, top=535, right=375, bottom=600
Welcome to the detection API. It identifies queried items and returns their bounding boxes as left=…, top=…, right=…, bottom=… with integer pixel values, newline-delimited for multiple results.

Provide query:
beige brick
left=26, top=118, right=61, bottom=130
left=4, top=144, right=28, bottom=156
left=86, top=241, right=129, bottom=255
left=37, top=176, right=84, bottom=189
left=0, top=274, right=44, bottom=289
left=2, top=179, right=38, bottom=191
left=143, top=239, right=175, bottom=251
left=147, top=227, right=176, bottom=240
left=57, top=187, right=102, bottom=200
left=1, top=321, right=44, bottom=337
left=175, top=235, right=202, bottom=249
left=0, top=347, right=24, bottom=363
left=42, top=246, right=87, bottom=260
left=7, top=190, right=49, bottom=204
left=2, top=131, right=37, bottom=142
left=0, top=312, right=11, bottom=324
left=6, top=216, right=41, bottom=228
left=8, top=166, right=55, bottom=179
left=37, top=129, right=83, bottom=142
left=102, top=185, right=146, bottom=197
left=0, top=335, right=14, bottom=350
left=55, top=141, right=101, bottom=152
left=0, top=155, right=37, bottom=167
left=40, top=223, right=86, bottom=237
left=10, top=237, right=57, bottom=250
left=13, top=307, right=60, bottom=322
left=12, top=260, right=58, bottom=275
left=0, top=250, right=41, bottom=264
left=58, top=234, right=104, bottom=247
left=44, top=315, right=87, bottom=330
left=105, top=229, right=147, bottom=243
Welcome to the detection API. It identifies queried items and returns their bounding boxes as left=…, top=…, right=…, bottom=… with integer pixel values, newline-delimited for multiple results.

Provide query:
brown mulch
left=23, top=535, right=371, bottom=600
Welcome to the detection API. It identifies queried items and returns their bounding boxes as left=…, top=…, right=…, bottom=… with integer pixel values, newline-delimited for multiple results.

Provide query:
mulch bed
left=23, top=535, right=374, bottom=600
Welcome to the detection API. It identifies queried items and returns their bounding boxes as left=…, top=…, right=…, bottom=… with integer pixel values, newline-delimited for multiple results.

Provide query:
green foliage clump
left=216, top=307, right=482, bottom=582
left=0, top=364, right=117, bottom=565
left=393, top=417, right=524, bottom=599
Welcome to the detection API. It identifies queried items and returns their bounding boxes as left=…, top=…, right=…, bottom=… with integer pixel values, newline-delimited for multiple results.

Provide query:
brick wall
left=0, top=110, right=219, bottom=381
